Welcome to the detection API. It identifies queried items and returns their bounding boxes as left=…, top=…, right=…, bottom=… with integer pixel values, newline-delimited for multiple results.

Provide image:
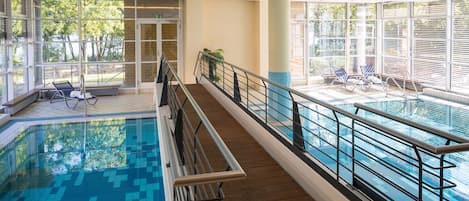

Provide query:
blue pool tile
left=0, top=117, right=165, bottom=201
left=125, top=192, right=140, bottom=201
left=74, top=171, right=85, bottom=186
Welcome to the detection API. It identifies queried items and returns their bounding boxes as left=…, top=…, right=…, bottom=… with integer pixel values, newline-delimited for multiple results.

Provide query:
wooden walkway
left=186, top=84, right=313, bottom=201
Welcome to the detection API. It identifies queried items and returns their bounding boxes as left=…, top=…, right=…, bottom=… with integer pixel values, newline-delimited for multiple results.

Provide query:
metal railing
left=194, top=51, right=469, bottom=201
left=156, top=54, right=246, bottom=201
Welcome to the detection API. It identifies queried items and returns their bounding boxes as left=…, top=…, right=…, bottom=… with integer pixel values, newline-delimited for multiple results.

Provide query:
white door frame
left=136, top=18, right=180, bottom=89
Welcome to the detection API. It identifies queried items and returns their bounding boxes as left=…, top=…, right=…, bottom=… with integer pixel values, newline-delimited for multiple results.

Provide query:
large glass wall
left=413, top=1, right=447, bottom=88
left=0, top=0, right=6, bottom=103
left=291, top=0, right=469, bottom=95
left=452, top=0, right=469, bottom=93
left=34, top=0, right=180, bottom=88
left=0, top=0, right=181, bottom=105
left=291, top=2, right=307, bottom=80
left=350, top=3, right=377, bottom=74
left=382, top=3, right=409, bottom=76
left=292, top=2, right=377, bottom=78
left=310, top=3, right=347, bottom=76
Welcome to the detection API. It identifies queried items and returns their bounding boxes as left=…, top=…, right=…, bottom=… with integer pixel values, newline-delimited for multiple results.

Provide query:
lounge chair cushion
left=70, top=91, right=94, bottom=99
left=348, top=78, right=363, bottom=84
left=369, top=76, right=383, bottom=84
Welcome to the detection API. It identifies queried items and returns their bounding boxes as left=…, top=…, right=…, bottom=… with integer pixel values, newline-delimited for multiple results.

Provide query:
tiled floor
left=14, top=93, right=155, bottom=119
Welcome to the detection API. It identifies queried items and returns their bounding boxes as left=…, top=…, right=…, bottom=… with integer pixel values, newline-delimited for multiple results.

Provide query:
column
left=268, top=0, right=291, bottom=121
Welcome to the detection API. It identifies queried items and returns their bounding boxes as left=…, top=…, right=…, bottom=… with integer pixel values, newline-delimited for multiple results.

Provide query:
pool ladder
left=384, top=72, right=419, bottom=99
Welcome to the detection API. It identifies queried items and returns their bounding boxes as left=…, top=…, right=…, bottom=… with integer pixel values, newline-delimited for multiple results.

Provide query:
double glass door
left=137, top=20, right=179, bottom=87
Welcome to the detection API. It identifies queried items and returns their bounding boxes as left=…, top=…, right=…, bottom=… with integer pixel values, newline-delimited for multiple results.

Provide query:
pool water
left=341, top=99, right=469, bottom=142
left=0, top=118, right=164, bottom=201
left=337, top=99, right=469, bottom=201
left=268, top=99, right=469, bottom=201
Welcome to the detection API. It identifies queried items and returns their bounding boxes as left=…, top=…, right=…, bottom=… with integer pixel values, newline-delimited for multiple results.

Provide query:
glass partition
left=452, top=0, right=469, bottom=93
left=291, top=1, right=469, bottom=94
left=309, top=3, right=347, bottom=76
left=349, top=3, right=376, bottom=74
left=413, top=1, right=447, bottom=88
left=291, top=2, right=306, bottom=80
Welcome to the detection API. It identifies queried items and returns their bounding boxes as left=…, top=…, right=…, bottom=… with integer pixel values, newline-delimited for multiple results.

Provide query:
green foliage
left=203, top=48, right=224, bottom=82
left=40, top=0, right=124, bottom=63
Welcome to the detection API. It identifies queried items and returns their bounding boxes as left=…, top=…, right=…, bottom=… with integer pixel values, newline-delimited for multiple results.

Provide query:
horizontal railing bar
left=353, top=127, right=456, bottom=170
left=174, top=170, right=246, bottom=187
left=354, top=103, right=469, bottom=144
left=195, top=51, right=466, bottom=201
left=355, top=142, right=456, bottom=190
left=355, top=159, right=419, bottom=200
left=198, top=51, right=465, bottom=155
left=353, top=121, right=457, bottom=167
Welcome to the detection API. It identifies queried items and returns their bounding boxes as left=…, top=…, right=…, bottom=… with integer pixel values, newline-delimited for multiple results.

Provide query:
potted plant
left=203, top=48, right=224, bottom=82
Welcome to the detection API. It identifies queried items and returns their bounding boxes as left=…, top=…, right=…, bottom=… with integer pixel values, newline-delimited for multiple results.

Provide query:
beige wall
left=183, top=0, right=260, bottom=83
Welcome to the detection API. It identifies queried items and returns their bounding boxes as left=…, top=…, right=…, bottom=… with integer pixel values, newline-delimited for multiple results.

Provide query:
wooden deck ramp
left=186, top=84, right=313, bottom=201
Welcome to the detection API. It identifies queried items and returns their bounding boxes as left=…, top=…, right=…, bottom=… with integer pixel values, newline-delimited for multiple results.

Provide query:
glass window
left=40, top=42, right=80, bottom=62
left=12, top=0, right=27, bottom=16
left=0, top=0, right=5, bottom=14
left=383, top=3, right=408, bottom=18
left=13, top=43, right=27, bottom=68
left=83, top=41, right=124, bottom=62
left=82, top=0, right=124, bottom=20
left=309, top=3, right=347, bottom=77
left=291, top=2, right=306, bottom=79
left=84, top=64, right=124, bottom=86
left=40, top=20, right=79, bottom=42
left=413, top=3, right=447, bottom=88
left=349, top=3, right=376, bottom=73
left=12, top=20, right=27, bottom=42
left=383, top=4, right=409, bottom=78
left=39, top=0, right=78, bottom=19
left=452, top=0, right=469, bottom=93
left=13, top=69, right=26, bottom=97
left=162, top=24, right=177, bottom=40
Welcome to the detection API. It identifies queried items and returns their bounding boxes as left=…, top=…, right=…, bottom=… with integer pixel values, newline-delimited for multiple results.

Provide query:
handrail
left=173, top=170, right=246, bottom=187
left=194, top=51, right=469, bottom=155
left=194, top=50, right=469, bottom=201
left=383, top=73, right=420, bottom=98
left=158, top=54, right=246, bottom=194
left=166, top=60, right=244, bottom=174
left=355, top=103, right=469, bottom=144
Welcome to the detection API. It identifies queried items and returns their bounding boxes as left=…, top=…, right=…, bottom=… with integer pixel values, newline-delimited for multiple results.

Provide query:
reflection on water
left=0, top=118, right=164, bottom=201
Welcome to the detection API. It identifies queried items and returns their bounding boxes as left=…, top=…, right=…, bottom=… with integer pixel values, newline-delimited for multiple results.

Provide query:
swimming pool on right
left=337, top=99, right=469, bottom=201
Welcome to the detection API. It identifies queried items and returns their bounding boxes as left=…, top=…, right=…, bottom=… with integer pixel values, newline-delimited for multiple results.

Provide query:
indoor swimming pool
left=338, top=99, right=469, bottom=200
left=271, top=98, right=469, bottom=201
left=0, top=117, right=165, bottom=201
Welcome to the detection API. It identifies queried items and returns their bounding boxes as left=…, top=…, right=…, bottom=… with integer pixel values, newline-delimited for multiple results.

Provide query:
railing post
left=160, top=75, right=168, bottom=107
left=233, top=72, right=241, bottom=103
left=413, top=145, right=423, bottom=201
left=222, top=63, right=225, bottom=91
left=209, top=58, right=215, bottom=81
left=244, top=72, right=249, bottom=108
left=262, top=80, right=268, bottom=123
left=157, top=55, right=165, bottom=83
left=175, top=108, right=185, bottom=165
left=440, top=140, right=450, bottom=201
left=292, top=98, right=305, bottom=152
left=352, top=107, right=359, bottom=186
left=333, top=111, right=340, bottom=181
